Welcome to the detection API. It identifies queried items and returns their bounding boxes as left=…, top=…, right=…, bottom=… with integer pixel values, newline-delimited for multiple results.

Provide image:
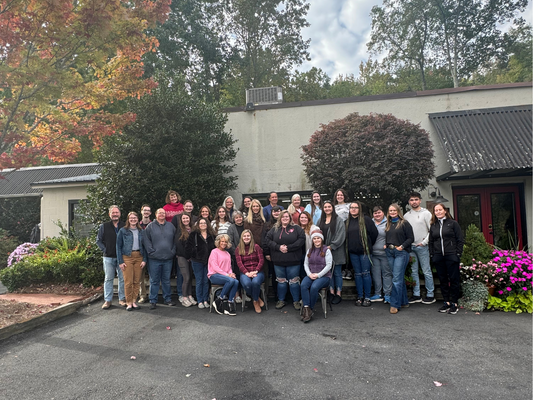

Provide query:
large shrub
left=0, top=234, right=104, bottom=292
left=461, top=224, right=494, bottom=265
left=0, top=229, right=20, bottom=270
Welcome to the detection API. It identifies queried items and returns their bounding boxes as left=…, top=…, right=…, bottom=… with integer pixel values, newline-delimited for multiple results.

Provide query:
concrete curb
left=0, top=293, right=103, bottom=342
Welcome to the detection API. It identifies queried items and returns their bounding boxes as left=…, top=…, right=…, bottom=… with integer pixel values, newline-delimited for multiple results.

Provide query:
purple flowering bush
left=6, top=242, right=39, bottom=268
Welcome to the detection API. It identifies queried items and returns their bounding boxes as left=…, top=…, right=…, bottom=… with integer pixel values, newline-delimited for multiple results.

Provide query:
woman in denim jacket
left=116, top=212, right=147, bottom=311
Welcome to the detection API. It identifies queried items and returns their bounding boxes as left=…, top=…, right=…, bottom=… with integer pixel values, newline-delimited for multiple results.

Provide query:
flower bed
left=461, top=250, right=533, bottom=313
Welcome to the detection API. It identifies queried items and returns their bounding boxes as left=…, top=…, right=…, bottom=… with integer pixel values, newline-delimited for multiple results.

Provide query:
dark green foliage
left=0, top=197, right=40, bottom=242
left=461, top=224, right=494, bottom=265
left=0, top=228, right=20, bottom=270
left=301, top=112, right=435, bottom=208
left=82, top=75, right=238, bottom=224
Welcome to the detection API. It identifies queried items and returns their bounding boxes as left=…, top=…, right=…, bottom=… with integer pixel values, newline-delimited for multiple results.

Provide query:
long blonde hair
left=245, top=199, right=265, bottom=224
left=237, top=229, right=256, bottom=256
left=385, top=203, right=406, bottom=231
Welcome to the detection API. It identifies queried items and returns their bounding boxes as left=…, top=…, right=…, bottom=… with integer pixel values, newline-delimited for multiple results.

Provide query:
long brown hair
left=213, top=206, right=229, bottom=232
left=298, top=211, right=314, bottom=234
left=179, top=212, right=193, bottom=241
left=430, top=204, right=453, bottom=225
left=124, top=212, right=141, bottom=229
left=193, top=217, right=216, bottom=236
left=237, top=229, right=256, bottom=256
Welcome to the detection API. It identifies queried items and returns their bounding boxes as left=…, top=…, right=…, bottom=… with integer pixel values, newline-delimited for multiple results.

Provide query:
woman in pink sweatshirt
left=208, top=234, right=239, bottom=316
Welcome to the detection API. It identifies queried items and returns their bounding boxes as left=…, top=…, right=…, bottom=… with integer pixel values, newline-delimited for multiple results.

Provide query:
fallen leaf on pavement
left=204, top=364, right=210, bottom=368
left=166, top=326, right=171, bottom=330
left=313, top=368, right=318, bottom=372
left=186, top=374, right=191, bottom=377
left=433, top=381, right=443, bottom=387
left=130, top=356, right=136, bottom=360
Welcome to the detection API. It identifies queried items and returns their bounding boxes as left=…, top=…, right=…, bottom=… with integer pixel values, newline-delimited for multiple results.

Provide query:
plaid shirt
left=235, top=244, right=264, bottom=274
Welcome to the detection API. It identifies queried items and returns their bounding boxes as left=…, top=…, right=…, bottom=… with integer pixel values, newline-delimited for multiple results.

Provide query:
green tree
left=283, top=67, right=331, bottom=102
left=368, top=0, right=528, bottom=88
left=220, top=0, right=311, bottom=106
left=83, top=75, right=238, bottom=224
left=301, top=113, right=435, bottom=208
left=0, top=197, right=40, bottom=242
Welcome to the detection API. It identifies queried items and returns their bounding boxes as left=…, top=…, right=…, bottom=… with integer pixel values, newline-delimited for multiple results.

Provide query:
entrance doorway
left=453, top=185, right=524, bottom=249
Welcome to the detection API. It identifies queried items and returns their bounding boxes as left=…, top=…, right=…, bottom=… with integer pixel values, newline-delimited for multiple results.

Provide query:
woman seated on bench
left=301, top=230, right=332, bottom=323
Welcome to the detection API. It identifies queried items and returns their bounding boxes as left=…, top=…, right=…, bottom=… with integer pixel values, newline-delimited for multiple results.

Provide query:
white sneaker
left=182, top=298, right=192, bottom=307
left=198, top=302, right=205, bottom=309
left=178, top=296, right=184, bottom=304
left=188, top=296, right=197, bottom=305
left=244, top=294, right=252, bottom=302
left=203, top=301, right=209, bottom=308
left=235, top=296, right=242, bottom=303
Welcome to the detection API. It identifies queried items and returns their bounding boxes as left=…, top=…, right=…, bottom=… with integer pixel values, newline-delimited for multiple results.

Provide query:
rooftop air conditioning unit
left=246, top=86, right=283, bottom=106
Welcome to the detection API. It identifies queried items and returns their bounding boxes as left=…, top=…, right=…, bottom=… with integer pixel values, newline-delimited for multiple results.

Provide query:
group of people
left=96, top=189, right=464, bottom=322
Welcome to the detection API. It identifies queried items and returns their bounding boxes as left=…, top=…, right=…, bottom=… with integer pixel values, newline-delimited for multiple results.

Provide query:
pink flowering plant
left=461, top=250, right=532, bottom=295
left=490, top=250, right=532, bottom=296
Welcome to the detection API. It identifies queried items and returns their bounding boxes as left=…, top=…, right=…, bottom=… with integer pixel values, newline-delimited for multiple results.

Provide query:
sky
left=300, top=0, right=533, bottom=80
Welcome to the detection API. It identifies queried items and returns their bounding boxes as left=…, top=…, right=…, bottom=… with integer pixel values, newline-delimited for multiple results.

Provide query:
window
left=68, top=200, right=94, bottom=238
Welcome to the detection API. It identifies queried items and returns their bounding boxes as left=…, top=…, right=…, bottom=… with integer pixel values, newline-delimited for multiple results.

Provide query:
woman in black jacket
left=385, top=204, right=414, bottom=314
left=265, top=210, right=306, bottom=310
left=429, top=203, right=464, bottom=315
left=174, top=213, right=196, bottom=308
left=185, top=217, right=216, bottom=309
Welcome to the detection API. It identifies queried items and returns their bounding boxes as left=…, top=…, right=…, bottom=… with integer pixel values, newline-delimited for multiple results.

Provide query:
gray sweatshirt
left=403, top=208, right=432, bottom=246
left=143, top=220, right=176, bottom=260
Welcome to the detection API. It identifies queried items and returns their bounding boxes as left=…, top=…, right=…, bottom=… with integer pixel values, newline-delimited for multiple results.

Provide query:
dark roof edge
left=428, top=104, right=532, bottom=119
left=223, top=82, right=532, bottom=113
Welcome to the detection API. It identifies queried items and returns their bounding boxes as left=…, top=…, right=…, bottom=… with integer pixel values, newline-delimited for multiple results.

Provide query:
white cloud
left=300, top=0, right=533, bottom=80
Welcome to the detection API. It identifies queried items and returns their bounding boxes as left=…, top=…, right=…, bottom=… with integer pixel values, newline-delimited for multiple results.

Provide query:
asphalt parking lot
left=0, top=298, right=531, bottom=400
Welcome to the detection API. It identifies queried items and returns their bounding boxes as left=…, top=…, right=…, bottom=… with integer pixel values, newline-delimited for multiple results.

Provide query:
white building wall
left=39, top=185, right=91, bottom=239
left=225, top=85, right=532, bottom=248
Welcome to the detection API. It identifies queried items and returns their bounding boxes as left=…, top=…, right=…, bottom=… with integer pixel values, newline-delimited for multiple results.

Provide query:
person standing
left=333, top=189, right=350, bottom=222
left=304, top=191, right=323, bottom=225
left=346, top=201, right=378, bottom=307
left=385, top=204, right=415, bottom=314
left=429, top=204, right=464, bottom=315
left=223, top=196, right=236, bottom=222
left=287, top=193, right=305, bottom=224
left=239, top=196, right=253, bottom=218
left=318, top=201, right=346, bottom=305
left=265, top=210, right=305, bottom=310
left=96, top=205, right=126, bottom=309
left=185, top=217, right=216, bottom=309
left=212, top=206, right=232, bottom=235
left=263, top=191, right=284, bottom=222
left=174, top=213, right=197, bottom=307
left=163, top=190, right=184, bottom=222
left=138, top=204, right=152, bottom=303
left=403, top=192, right=436, bottom=304
left=370, top=206, right=392, bottom=303
left=173, top=200, right=197, bottom=227
left=116, top=212, right=147, bottom=311
left=143, top=208, right=177, bottom=309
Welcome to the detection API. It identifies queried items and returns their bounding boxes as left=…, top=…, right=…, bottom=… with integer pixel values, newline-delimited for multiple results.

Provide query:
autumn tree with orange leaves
left=0, top=0, right=170, bottom=170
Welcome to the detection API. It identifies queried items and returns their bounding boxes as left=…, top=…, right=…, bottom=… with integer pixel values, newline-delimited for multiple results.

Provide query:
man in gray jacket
left=144, top=208, right=176, bottom=309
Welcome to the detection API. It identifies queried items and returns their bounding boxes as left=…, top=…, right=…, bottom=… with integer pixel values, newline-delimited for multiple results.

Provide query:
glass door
left=453, top=185, right=523, bottom=249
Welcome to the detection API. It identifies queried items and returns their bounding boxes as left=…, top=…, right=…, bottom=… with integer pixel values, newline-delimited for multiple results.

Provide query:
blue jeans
left=210, top=273, right=240, bottom=301
left=410, top=245, right=434, bottom=297
left=301, top=275, right=330, bottom=309
left=350, top=253, right=372, bottom=299
left=385, top=248, right=410, bottom=309
left=329, top=264, right=343, bottom=292
left=148, top=258, right=173, bottom=303
left=240, top=272, right=265, bottom=301
left=102, top=257, right=125, bottom=302
left=371, top=253, right=392, bottom=296
left=274, top=264, right=301, bottom=302
left=191, top=261, right=209, bottom=303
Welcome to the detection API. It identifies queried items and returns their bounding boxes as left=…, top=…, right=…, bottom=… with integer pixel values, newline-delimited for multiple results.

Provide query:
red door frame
left=453, top=185, right=523, bottom=248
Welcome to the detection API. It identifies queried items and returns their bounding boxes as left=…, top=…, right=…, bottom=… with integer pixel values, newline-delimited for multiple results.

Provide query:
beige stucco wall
left=39, top=184, right=91, bottom=239
left=225, top=85, right=532, bottom=248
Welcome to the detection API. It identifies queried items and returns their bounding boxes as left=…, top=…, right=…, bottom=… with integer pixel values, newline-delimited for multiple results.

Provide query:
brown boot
left=390, top=307, right=399, bottom=314
left=253, top=300, right=262, bottom=313
left=302, top=306, right=312, bottom=323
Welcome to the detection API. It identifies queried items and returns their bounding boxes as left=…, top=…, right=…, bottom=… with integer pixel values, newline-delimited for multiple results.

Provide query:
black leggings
left=177, top=256, right=192, bottom=297
left=433, top=254, right=461, bottom=304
